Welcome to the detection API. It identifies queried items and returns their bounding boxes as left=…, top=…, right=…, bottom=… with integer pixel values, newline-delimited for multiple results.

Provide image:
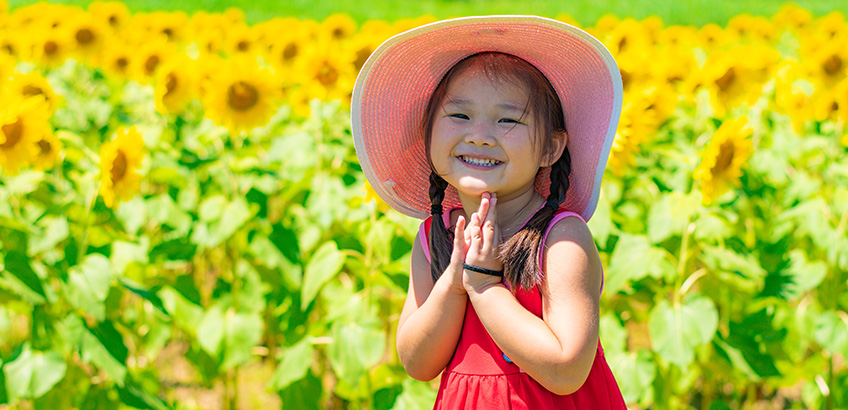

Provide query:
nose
left=465, top=121, right=497, bottom=146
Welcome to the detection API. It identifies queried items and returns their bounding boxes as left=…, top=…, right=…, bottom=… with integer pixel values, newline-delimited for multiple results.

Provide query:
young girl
left=352, top=16, right=625, bottom=409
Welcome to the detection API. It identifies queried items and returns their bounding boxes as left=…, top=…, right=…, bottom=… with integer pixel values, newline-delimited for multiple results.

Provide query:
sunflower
left=694, top=117, right=754, bottom=205
left=154, top=55, right=198, bottom=115
left=87, top=1, right=130, bottom=31
left=62, top=12, right=110, bottom=65
left=265, top=23, right=312, bottom=70
left=97, top=38, right=134, bottom=82
left=98, top=126, right=144, bottom=209
left=29, top=27, right=72, bottom=69
left=222, top=23, right=259, bottom=57
left=31, top=129, right=62, bottom=171
left=0, top=94, right=51, bottom=175
left=6, top=70, right=63, bottom=114
left=607, top=92, right=658, bottom=177
left=773, top=3, right=813, bottom=33
left=292, top=42, right=356, bottom=102
left=202, top=57, right=281, bottom=134
left=321, top=13, right=357, bottom=41
left=130, top=38, right=178, bottom=84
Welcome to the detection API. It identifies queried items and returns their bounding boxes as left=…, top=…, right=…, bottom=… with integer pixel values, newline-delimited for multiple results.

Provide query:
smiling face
left=428, top=61, right=562, bottom=203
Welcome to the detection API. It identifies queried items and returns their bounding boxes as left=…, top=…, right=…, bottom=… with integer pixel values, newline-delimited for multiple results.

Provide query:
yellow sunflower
left=773, top=3, right=813, bottom=33
left=62, top=12, right=110, bottom=65
left=320, top=13, right=357, bottom=42
left=154, top=55, right=198, bottom=116
left=694, top=117, right=754, bottom=205
left=1, top=94, right=51, bottom=175
left=32, top=129, right=62, bottom=171
left=97, top=38, right=134, bottom=82
left=87, top=1, right=130, bottom=31
left=6, top=70, right=63, bottom=114
left=29, top=27, right=72, bottom=69
left=607, top=92, right=658, bottom=177
left=130, top=38, right=178, bottom=84
left=222, top=23, right=259, bottom=57
left=98, top=126, right=145, bottom=209
left=202, top=57, right=281, bottom=134
left=292, top=42, right=356, bottom=102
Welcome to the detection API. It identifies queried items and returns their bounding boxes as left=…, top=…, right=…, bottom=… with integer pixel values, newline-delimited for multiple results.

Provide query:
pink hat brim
left=352, top=15, right=622, bottom=221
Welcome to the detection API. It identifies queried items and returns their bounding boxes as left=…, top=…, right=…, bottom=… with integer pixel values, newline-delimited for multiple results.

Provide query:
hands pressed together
left=447, top=192, right=505, bottom=296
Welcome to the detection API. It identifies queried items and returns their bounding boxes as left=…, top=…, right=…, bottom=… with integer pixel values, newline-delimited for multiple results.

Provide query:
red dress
left=418, top=211, right=627, bottom=410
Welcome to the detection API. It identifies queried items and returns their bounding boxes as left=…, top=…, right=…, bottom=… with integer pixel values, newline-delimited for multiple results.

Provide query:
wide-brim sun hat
left=351, top=15, right=623, bottom=221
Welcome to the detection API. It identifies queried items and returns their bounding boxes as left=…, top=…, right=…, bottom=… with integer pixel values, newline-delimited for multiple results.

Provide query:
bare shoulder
left=541, top=215, right=602, bottom=294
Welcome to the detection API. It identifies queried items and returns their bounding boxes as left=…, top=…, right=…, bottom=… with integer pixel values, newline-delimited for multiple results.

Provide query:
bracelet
left=462, top=263, right=504, bottom=277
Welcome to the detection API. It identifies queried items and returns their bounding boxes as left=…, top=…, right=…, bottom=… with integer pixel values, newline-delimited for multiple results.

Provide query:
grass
left=6, top=0, right=847, bottom=26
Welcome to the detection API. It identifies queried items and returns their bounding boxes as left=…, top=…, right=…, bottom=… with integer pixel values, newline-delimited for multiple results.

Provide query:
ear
left=541, top=131, right=568, bottom=167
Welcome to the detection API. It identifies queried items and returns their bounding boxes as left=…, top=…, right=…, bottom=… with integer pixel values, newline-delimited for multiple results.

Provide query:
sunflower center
left=716, top=68, right=736, bottom=91
left=164, top=72, right=178, bottom=96
left=44, top=41, right=58, bottom=55
left=712, top=140, right=736, bottom=174
left=112, top=150, right=128, bottom=182
left=108, top=15, right=119, bottom=26
left=38, top=139, right=52, bottom=154
left=1, top=119, right=23, bottom=148
left=227, top=81, right=258, bottom=111
left=354, top=46, right=371, bottom=70
left=824, top=54, right=843, bottom=76
left=145, top=55, right=160, bottom=76
left=317, top=62, right=338, bottom=86
left=23, top=85, right=44, bottom=97
left=116, top=57, right=129, bottom=70
left=237, top=40, right=249, bottom=52
left=162, top=28, right=174, bottom=40
left=76, top=28, right=94, bottom=45
left=282, top=43, right=298, bottom=60
left=332, top=28, right=345, bottom=39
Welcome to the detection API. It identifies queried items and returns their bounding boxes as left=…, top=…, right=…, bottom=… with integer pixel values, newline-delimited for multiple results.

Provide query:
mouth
left=459, top=155, right=501, bottom=168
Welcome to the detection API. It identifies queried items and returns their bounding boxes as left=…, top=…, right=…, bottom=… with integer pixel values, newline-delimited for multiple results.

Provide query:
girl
left=352, top=16, right=625, bottom=409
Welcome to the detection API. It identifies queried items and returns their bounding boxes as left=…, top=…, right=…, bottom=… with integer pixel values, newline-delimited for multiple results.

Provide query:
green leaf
left=196, top=305, right=225, bottom=357
left=80, top=326, right=127, bottom=384
left=1, top=251, right=47, bottom=304
left=587, top=190, right=611, bottom=248
left=114, top=197, right=147, bottom=237
left=784, top=250, right=828, bottom=300
left=111, top=240, right=149, bottom=276
left=607, top=349, right=655, bottom=404
left=648, top=295, right=718, bottom=368
left=221, top=310, right=263, bottom=370
left=606, top=234, right=675, bottom=294
left=814, top=311, right=848, bottom=357
left=28, top=216, right=69, bottom=256
left=390, top=378, right=437, bottom=410
left=3, top=345, right=67, bottom=403
left=269, top=338, right=314, bottom=391
left=196, top=305, right=264, bottom=370
left=647, top=191, right=696, bottom=244
left=64, top=254, right=112, bottom=321
left=725, top=309, right=783, bottom=377
left=158, top=286, right=203, bottom=329
left=301, top=241, right=346, bottom=309
left=327, top=320, right=385, bottom=388
left=279, top=372, right=323, bottom=409
left=198, top=195, right=228, bottom=222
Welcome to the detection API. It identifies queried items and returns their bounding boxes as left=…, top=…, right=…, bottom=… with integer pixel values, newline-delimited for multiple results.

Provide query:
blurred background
left=1, top=1, right=846, bottom=409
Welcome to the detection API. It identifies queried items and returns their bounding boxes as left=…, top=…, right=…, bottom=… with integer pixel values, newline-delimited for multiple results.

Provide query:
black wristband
left=462, top=263, right=504, bottom=277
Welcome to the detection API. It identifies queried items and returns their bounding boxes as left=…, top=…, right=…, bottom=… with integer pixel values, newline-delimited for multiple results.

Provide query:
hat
left=351, top=15, right=622, bottom=221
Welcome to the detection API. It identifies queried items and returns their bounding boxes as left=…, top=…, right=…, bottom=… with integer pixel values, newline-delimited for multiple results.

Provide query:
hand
left=463, top=193, right=504, bottom=294
left=444, top=214, right=469, bottom=295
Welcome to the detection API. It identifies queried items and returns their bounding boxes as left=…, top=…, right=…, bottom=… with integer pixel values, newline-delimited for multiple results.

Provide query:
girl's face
left=430, top=66, right=561, bottom=202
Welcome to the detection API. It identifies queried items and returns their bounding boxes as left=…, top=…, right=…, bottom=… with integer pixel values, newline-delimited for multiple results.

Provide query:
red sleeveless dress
left=418, top=210, right=627, bottom=410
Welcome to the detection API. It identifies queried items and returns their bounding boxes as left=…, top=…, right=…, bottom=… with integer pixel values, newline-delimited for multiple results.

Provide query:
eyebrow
left=443, top=98, right=527, bottom=114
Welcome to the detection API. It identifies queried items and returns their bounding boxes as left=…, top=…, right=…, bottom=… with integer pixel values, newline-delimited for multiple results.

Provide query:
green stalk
left=77, top=179, right=99, bottom=263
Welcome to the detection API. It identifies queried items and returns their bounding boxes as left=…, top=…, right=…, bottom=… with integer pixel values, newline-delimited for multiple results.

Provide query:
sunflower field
left=0, top=1, right=846, bottom=409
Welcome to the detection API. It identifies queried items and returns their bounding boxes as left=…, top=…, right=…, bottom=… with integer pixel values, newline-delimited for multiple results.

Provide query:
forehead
left=443, top=65, right=530, bottom=107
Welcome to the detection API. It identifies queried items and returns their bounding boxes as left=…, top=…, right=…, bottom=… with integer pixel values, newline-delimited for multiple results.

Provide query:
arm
left=396, top=217, right=469, bottom=381
left=464, top=201, right=601, bottom=395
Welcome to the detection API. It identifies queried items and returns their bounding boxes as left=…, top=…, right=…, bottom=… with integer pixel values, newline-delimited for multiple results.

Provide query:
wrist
left=465, top=280, right=506, bottom=299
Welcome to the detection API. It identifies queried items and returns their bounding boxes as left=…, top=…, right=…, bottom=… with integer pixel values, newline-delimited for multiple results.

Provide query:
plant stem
left=77, top=178, right=99, bottom=262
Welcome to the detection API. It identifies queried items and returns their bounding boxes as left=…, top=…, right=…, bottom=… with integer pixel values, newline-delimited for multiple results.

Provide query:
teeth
left=461, top=156, right=499, bottom=167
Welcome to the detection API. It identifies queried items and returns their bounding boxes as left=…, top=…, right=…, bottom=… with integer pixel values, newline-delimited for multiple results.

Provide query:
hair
left=423, top=52, right=572, bottom=290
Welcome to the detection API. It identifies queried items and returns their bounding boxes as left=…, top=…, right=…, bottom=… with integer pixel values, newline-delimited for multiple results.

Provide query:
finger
left=476, top=192, right=490, bottom=222
left=450, top=216, right=467, bottom=263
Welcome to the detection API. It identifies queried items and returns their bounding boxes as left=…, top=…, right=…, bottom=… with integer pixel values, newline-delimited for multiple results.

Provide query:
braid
left=500, top=147, right=572, bottom=290
left=428, top=172, right=452, bottom=283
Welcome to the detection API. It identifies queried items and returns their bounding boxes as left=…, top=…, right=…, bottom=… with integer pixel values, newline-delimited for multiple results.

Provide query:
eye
left=498, top=118, right=523, bottom=124
left=448, top=113, right=469, bottom=120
